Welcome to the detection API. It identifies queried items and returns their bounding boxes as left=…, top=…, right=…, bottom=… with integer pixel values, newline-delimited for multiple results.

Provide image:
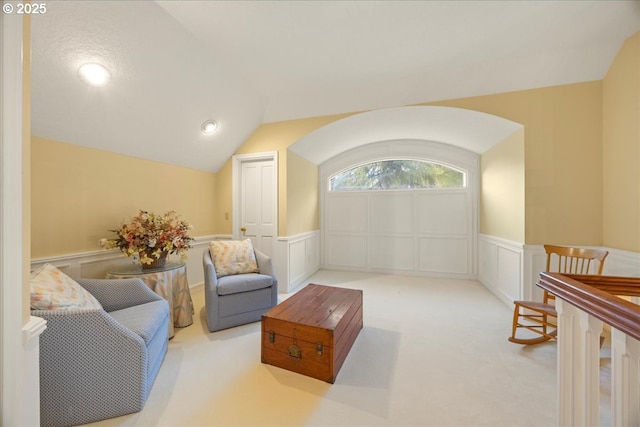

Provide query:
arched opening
left=286, top=105, right=524, bottom=284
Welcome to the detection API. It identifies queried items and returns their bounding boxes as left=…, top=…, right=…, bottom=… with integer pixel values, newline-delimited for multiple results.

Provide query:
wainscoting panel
left=480, top=237, right=640, bottom=309
left=603, top=247, right=640, bottom=277
left=323, top=189, right=474, bottom=278
left=497, top=246, right=522, bottom=302
left=326, top=194, right=368, bottom=233
left=418, top=237, right=468, bottom=274
left=274, top=231, right=320, bottom=293
left=370, top=193, right=414, bottom=234
left=325, top=235, right=368, bottom=268
left=30, top=235, right=224, bottom=289
left=417, top=192, right=468, bottom=235
left=522, top=245, right=640, bottom=305
left=477, top=235, right=524, bottom=306
left=370, top=236, right=415, bottom=271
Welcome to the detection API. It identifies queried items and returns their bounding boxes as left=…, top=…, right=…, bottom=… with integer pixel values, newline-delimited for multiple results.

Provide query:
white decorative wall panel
left=497, top=246, right=522, bottom=300
left=417, top=192, right=468, bottom=235
left=418, top=237, right=468, bottom=274
left=370, top=194, right=414, bottom=234
left=477, top=234, right=524, bottom=306
left=370, top=236, right=415, bottom=270
left=478, top=237, right=497, bottom=288
left=603, top=248, right=640, bottom=277
left=288, top=240, right=307, bottom=283
left=326, top=195, right=368, bottom=232
left=273, top=231, right=320, bottom=293
left=306, top=234, right=320, bottom=269
left=320, top=139, right=479, bottom=279
left=326, top=235, right=368, bottom=267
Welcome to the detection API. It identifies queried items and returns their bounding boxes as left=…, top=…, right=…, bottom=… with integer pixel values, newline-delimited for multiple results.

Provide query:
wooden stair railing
left=537, top=272, right=640, bottom=427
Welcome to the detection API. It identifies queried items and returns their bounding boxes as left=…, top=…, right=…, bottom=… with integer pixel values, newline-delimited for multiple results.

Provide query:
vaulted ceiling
left=30, top=1, right=640, bottom=172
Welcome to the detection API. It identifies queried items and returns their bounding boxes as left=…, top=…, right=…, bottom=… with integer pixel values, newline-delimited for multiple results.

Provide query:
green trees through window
left=329, top=159, right=465, bottom=191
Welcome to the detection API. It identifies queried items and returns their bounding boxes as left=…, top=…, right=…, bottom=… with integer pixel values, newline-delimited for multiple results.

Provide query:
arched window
left=329, top=159, right=465, bottom=192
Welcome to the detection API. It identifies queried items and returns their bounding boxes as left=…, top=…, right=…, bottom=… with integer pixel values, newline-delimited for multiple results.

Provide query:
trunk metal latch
left=288, top=344, right=301, bottom=359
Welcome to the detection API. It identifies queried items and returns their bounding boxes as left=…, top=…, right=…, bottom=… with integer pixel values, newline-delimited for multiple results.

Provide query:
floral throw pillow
left=30, top=263, right=102, bottom=311
left=209, top=239, right=259, bottom=278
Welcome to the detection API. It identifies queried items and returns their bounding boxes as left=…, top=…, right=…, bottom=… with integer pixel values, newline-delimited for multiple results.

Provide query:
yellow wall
left=480, top=128, right=525, bottom=242
left=287, top=151, right=320, bottom=236
left=430, top=81, right=603, bottom=245
left=603, top=32, right=640, bottom=252
left=33, top=81, right=607, bottom=251
left=31, top=137, right=217, bottom=258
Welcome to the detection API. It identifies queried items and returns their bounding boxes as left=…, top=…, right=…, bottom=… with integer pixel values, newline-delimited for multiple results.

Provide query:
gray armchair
left=203, top=247, right=278, bottom=332
left=32, top=278, right=170, bottom=427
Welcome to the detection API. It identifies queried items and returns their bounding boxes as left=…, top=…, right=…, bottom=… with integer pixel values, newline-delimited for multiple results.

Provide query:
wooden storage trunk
left=261, top=284, right=363, bottom=383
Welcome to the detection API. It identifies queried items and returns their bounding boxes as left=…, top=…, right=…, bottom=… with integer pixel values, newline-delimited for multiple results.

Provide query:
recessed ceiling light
left=201, top=120, right=218, bottom=134
left=78, top=63, right=111, bottom=87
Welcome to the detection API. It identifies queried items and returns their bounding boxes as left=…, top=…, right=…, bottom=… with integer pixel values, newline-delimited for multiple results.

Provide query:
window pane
left=330, top=160, right=464, bottom=191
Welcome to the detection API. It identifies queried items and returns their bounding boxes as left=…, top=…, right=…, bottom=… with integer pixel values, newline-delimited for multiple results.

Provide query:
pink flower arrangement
left=99, top=210, right=194, bottom=265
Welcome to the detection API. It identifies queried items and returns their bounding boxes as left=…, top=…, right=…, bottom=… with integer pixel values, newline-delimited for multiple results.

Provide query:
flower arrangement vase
left=142, top=251, right=168, bottom=270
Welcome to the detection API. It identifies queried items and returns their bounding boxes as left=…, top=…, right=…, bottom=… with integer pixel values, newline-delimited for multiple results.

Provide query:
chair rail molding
left=30, top=235, right=226, bottom=287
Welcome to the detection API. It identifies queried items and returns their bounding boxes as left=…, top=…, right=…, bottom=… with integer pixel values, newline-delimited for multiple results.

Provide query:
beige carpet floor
left=85, top=270, right=613, bottom=427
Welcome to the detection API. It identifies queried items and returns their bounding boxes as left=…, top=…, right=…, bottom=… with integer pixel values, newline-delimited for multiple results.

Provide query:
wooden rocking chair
left=508, top=244, right=609, bottom=345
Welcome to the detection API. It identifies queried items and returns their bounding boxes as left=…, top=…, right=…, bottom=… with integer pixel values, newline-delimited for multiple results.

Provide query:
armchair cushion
left=217, top=273, right=275, bottom=295
left=109, top=300, right=169, bottom=343
left=209, top=239, right=259, bottom=277
left=30, top=263, right=102, bottom=311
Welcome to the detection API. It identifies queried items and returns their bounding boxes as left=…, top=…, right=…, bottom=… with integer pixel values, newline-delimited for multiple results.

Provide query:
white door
left=233, top=153, right=277, bottom=257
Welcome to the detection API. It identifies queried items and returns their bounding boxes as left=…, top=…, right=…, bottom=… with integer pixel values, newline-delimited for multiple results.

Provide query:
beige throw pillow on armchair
left=209, top=239, right=260, bottom=278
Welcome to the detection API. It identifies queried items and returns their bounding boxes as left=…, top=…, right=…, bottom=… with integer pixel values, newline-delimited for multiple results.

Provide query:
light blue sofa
left=32, top=277, right=170, bottom=427
left=203, top=248, right=278, bottom=332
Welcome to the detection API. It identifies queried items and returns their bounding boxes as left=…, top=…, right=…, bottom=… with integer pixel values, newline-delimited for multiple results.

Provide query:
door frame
left=231, top=151, right=279, bottom=245
left=2, top=9, right=27, bottom=424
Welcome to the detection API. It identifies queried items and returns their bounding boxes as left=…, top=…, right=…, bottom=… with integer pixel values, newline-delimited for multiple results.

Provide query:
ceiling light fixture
left=201, top=120, right=218, bottom=135
left=78, top=63, right=111, bottom=87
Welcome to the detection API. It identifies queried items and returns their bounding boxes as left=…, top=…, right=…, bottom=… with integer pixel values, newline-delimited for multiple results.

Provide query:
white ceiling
left=30, top=1, right=640, bottom=172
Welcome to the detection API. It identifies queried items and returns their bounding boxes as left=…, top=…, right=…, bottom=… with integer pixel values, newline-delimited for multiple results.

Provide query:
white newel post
left=578, top=310, right=603, bottom=426
left=556, top=298, right=576, bottom=426
left=556, top=300, right=603, bottom=426
left=611, top=328, right=640, bottom=427
left=23, top=316, right=47, bottom=426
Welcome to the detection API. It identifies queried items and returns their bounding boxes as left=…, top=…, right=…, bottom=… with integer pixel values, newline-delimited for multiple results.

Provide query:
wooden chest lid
left=263, top=284, right=362, bottom=331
